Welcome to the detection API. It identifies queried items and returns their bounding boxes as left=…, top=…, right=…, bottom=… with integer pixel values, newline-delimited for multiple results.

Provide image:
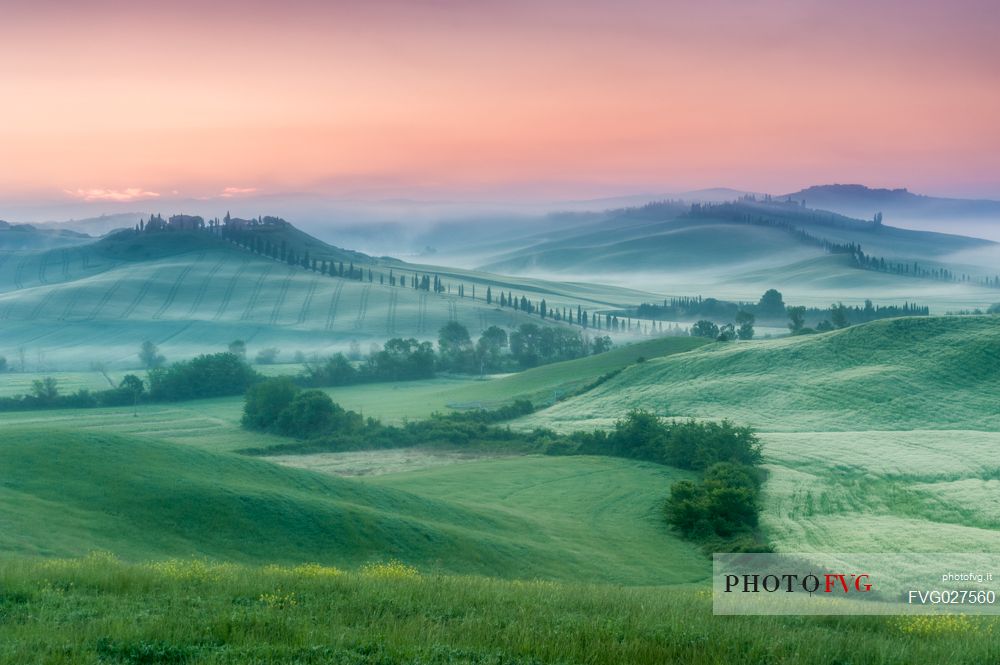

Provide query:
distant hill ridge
left=781, top=184, right=1000, bottom=221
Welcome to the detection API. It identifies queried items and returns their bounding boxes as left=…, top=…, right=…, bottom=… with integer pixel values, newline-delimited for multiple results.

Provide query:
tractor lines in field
left=37, top=252, right=50, bottom=285
left=12, top=255, right=31, bottom=290
left=85, top=277, right=127, bottom=321
left=28, top=287, right=62, bottom=320
left=153, top=320, right=196, bottom=346
left=60, top=250, right=71, bottom=281
left=268, top=268, right=297, bottom=324
left=353, top=284, right=372, bottom=330
left=324, top=280, right=345, bottom=331
left=296, top=277, right=320, bottom=324
left=386, top=288, right=398, bottom=335
left=119, top=270, right=162, bottom=319
left=240, top=266, right=273, bottom=321
left=417, top=292, right=428, bottom=334
left=58, top=286, right=79, bottom=320
left=151, top=265, right=194, bottom=320
left=187, top=257, right=227, bottom=318
left=212, top=259, right=251, bottom=321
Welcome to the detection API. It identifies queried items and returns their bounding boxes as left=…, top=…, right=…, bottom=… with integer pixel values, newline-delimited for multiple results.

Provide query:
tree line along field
left=0, top=333, right=713, bottom=450
left=0, top=237, right=678, bottom=371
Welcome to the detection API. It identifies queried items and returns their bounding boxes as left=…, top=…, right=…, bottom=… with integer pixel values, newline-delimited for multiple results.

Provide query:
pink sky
left=1, top=0, right=999, bottom=204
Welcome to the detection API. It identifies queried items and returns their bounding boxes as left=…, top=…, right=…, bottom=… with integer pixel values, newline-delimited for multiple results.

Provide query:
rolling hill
left=784, top=184, right=1000, bottom=227
left=0, top=226, right=662, bottom=370
left=0, top=428, right=706, bottom=584
left=519, top=315, right=1000, bottom=433
left=476, top=200, right=995, bottom=274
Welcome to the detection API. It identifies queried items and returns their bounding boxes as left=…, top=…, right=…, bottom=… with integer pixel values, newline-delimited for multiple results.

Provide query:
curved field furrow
left=152, top=264, right=194, bottom=320
left=12, top=255, right=31, bottom=290
left=37, top=252, right=50, bottom=285
left=119, top=271, right=161, bottom=319
left=296, top=277, right=320, bottom=324
left=386, top=288, right=399, bottom=336
left=325, top=280, right=345, bottom=331
left=186, top=256, right=227, bottom=318
left=153, top=320, right=196, bottom=346
left=268, top=268, right=297, bottom=324
left=28, top=287, right=62, bottom=320
left=353, top=284, right=372, bottom=330
left=212, top=259, right=251, bottom=321
left=59, top=287, right=79, bottom=320
left=0, top=296, right=18, bottom=321
left=417, top=292, right=428, bottom=334
left=240, top=266, right=273, bottom=321
left=85, top=278, right=126, bottom=321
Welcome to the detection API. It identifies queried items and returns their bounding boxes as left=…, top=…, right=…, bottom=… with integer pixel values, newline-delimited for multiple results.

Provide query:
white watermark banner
left=714, top=553, right=999, bottom=615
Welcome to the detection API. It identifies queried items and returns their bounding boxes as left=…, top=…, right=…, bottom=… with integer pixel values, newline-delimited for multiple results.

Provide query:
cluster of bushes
left=240, top=389, right=769, bottom=551
left=0, top=353, right=259, bottom=412
left=640, top=289, right=929, bottom=338
left=565, top=409, right=768, bottom=552
left=665, top=462, right=769, bottom=553
left=300, top=322, right=612, bottom=387
left=242, top=377, right=537, bottom=449
left=147, top=353, right=259, bottom=401
left=242, top=378, right=363, bottom=438
left=0, top=375, right=147, bottom=411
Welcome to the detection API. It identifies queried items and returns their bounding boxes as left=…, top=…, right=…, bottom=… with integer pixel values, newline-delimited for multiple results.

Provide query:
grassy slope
left=517, top=315, right=1000, bottom=555
left=367, top=455, right=706, bottom=586
left=4, top=556, right=998, bottom=665
left=0, top=428, right=704, bottom=585
left=440, top=335, right=710, bottom=408
left=522, top=316, right=1000, bottom=432
left=479, top=217, right=824, bottom=273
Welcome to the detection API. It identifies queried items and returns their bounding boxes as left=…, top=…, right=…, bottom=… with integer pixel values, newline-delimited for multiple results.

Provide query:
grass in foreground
left=1, top=554, right=999, bottom=664
left=0, top=428, right=705, bottom=585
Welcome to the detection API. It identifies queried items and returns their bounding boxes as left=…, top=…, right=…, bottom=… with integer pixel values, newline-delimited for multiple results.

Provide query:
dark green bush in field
left=242, top=377, right=300, bottom=430
left=274, top=390, right=363, bottom=438
left=148, top=352, right=260, bottom=401
left=569, top=410, right=762, bottom=470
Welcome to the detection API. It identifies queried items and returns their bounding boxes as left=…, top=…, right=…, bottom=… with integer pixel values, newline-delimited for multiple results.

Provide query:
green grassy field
left=508, top=315, right=1000, bottom=562
left=0, top=428, right=704, bottom=585
left=762, top=429, right=1000, bottom=553
left=2, top=554, right=998, bottom=665
left=316, top=336, right=710, bottom=416
left=521, top=315, right=1000, bottom=432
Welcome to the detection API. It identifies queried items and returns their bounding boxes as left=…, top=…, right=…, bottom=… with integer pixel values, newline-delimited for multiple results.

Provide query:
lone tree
left=31, top=377, right=59, bottom=404
left=757, top=289, right=786, bottom=320
left=691, top=320, right=720, bottom=339
left=787, top=306, right=807, bottom=334
left=830, top=302, right=849, bottom=329
left=228, top=340, right=247, bottom=359
left=139, top=341, right=165, bottom=369
left=735, top=311, right=755, bottom=340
